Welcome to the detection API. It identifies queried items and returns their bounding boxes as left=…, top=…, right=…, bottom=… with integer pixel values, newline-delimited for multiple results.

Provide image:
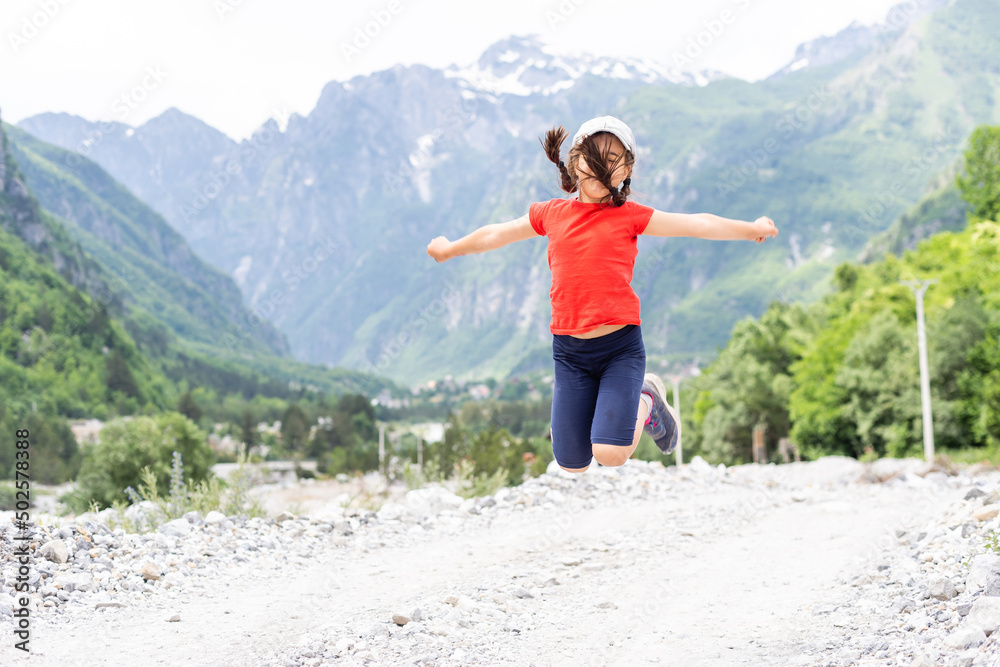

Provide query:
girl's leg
left=592, top=398, right=649, bottom=467
left=551, top=336, right=601, bottom=472
left=589, top=325, right=647, bottom=467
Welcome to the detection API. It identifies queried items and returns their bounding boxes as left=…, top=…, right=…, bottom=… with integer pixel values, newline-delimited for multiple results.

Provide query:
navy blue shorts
left=550, top=324, right=647, bottom=469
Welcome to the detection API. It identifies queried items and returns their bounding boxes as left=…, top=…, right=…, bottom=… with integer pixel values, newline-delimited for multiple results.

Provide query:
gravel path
left=3, top=456, right=1000, bottom=666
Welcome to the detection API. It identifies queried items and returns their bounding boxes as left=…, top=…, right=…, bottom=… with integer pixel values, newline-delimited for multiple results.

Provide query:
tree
left=280, top=403, right=309, bottom=455
left=240, top=407, right=257, bottom=449
left=957, top=124, right=1000, bottom=221
left=105, top=349, right=141, bottom=399
left=177, top=390, right=203, bottom=423
left=64, top=412, right=213, bottom=511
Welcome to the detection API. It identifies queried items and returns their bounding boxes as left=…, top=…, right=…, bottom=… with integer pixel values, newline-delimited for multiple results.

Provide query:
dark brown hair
left=541, top=125, right=634, bottom=206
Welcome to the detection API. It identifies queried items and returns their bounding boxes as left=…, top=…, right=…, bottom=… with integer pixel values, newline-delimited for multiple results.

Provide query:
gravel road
left=3, top=456, right=1000, bottom=666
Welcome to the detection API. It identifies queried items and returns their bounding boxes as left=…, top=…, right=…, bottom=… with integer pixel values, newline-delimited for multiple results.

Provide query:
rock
left=275, top=511, right=296, bottom=523
left=910, top=656, right=937, bottom=667
left=404, top=487, right=463, bottom=516
left=392, top=613, right=410, bottom=626
left=377, top=503, right=411, bottom=521
left=966, top=596, right=1000, bottom=635
left=957, top=602, right=973, bottom=617
left=141, top=562, right=161, bottom=581
left=55, top=573, right=94, bottom=593
left=943, top=627, right=986, bottom=650
left=513, top=587, right=533, bottom=599
left=928, top=577, right=958, bottom=600
left=39, top=539, right=68, bottom=564
left=986, top=573, right=1000, bottom=597
left=688, top=456, right=712, bottom=473
left=203, top=511, right=227, bottom=525
left=965, top=488, right=987, bottom=501
left=966, top=553, right=1000, bottom=591
left=158, top=518, right=192, bottom=537
left=95, top=602, right=125, bottom=610
left=367, top=623, right=390, bottom=638
left=167, top=614, right=181, bottom=622
left=972, top=504, right=1000, bottom=521
left=961, top=523, right=977, bottom=538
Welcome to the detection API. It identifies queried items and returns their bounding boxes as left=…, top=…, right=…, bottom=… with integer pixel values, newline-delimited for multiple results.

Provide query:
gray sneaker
left=642, top=373, right=680, bottom=455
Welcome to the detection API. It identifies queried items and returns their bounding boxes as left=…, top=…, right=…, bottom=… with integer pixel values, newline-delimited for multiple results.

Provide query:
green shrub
left=62, top=411, right=214, bottom=512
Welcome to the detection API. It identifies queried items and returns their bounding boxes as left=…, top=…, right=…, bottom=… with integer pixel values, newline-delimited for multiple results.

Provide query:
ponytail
left=541, top=126, right=576, bottom=194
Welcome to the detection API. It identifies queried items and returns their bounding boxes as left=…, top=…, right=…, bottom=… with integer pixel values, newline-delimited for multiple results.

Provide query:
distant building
left=207, top=433, right=240, bottom=456
left=69, top=419, right=104, bottom=447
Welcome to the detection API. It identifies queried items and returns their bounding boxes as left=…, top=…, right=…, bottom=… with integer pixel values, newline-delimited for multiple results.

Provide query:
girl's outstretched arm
left=642, top=210, right=778, bottom=244
left=427, top=214, right=538, bottom=262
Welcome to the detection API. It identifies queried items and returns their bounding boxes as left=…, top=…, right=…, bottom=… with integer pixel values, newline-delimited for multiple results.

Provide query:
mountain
left=17, top=0, right=1000, bottom=385
left=0, top=119, right=392, bottom=424
left=3, top=123, right=289, bottom=357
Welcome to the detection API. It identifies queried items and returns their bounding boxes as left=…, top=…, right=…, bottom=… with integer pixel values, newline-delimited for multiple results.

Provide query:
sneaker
left=642, top=373, right=681, bottom=455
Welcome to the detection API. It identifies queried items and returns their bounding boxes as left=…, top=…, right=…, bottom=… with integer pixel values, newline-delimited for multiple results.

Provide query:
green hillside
left=3, top=123, right=288, bottom=358
left=683, top=123, right=1000, bottom=464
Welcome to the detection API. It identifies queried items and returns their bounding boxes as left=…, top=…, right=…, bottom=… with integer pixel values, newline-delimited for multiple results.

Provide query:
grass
left=95, top=442, right=266, bottom=534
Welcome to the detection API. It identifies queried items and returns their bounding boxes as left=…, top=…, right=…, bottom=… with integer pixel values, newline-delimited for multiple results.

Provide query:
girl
left=426, top=115, right=778, bottom=472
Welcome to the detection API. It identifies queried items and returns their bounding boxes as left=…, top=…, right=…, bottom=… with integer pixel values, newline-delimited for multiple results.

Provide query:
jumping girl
left=426, top=116, right=778, bottom=472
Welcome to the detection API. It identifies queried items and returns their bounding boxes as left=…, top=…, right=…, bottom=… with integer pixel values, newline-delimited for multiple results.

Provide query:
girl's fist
left=427, top=236, right=452, bottom=262
left=752, top=216, right=778, bottom=244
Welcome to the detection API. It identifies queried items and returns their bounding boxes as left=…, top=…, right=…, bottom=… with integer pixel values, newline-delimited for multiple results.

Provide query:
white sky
left=0, top=0, right=904, bottom=140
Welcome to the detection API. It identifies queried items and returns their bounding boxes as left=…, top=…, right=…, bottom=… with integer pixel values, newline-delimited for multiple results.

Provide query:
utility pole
left=378, top=423, right=385, bottom=472
left=671, top=377, right=682, bottom=467
left=900, top=279, right=938, bottom=462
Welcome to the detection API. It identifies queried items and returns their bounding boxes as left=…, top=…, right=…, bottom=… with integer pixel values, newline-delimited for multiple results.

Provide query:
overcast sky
left=0, top=0, right=904, bottom=140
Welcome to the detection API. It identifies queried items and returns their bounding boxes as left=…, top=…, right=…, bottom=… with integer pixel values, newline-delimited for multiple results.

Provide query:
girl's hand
left=427, top=236, right=452, bottom=262
left=752, top=216, right=778, bottom=244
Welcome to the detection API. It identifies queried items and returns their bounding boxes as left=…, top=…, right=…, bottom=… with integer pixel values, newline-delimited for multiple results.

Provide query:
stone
left=943, top=627, right=986, bottom=650
left=965, top=488, right=987, bottom=501
left=158, top=518, right=192, bottom=537
left=688, top=456, right=712, bottom=473
left=55, top=573, right=94, bottom=593
left=910, top=656, right=936, bottom=667
left=928, top=578, right=958, bottom=600
left=167, top=614, right=181, bottom=622
left=966, top=553, right=1000, bottom=591
left=275, top=511, right=296, bottom=523
left=986, top=573, right=1000, bottom=597
left=957, top=602, right=973, bottom=616
left=972, top=504, right=1000, bottom=521
left=513, top=587, right=533, bottom=599
left=392, top=613, right=410, bottom=626
left=183, top=510, right=203, bottom=524
left=141, top=562, right=161, bottom=581
left=966, top=596, right=1000, bottom=635
left=377, top=503, right=410, bottom=521
left=39, top=539, right=69, bottom=564
left=203, top=511, right=227, bottom=525
left=961, top=523, right=977, bottom=538
left=404, top=487, right=463, bottom=516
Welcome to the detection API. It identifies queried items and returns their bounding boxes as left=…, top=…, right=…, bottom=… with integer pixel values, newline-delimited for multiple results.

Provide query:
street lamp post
left=668, top=365, right=700, bottom=467
left=900, top=279, right=938, bottom=462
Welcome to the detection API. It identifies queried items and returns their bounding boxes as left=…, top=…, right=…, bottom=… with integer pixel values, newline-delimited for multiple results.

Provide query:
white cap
left=572, top=116, right=636, bottom=157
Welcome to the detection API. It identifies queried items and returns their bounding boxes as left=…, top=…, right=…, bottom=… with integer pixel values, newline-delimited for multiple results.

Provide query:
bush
left=62, top=411, right=214, bottom=512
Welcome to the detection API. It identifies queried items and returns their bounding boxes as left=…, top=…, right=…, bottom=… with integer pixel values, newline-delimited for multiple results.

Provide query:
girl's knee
left=592, top=443, right=632, bottom=467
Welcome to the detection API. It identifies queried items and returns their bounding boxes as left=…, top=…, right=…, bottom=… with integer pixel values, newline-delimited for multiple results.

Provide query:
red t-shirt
left=529, top=198, right=654, bottom=335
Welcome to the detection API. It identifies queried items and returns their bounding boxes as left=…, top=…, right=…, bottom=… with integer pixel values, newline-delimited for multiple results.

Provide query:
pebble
left=6, top=460, right=1000, bottom=666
